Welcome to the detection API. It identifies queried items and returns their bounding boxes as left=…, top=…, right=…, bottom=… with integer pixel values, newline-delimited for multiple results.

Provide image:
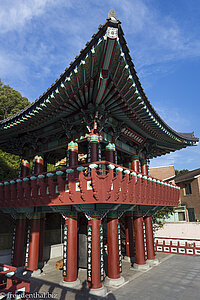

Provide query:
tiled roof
left=173, top=168, right=200, bottom=183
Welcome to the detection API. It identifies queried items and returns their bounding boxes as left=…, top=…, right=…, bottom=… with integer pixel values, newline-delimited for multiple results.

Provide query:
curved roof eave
left=0, top=14, right=198, bottom=148
left=0, top=21, right=110, bottom=125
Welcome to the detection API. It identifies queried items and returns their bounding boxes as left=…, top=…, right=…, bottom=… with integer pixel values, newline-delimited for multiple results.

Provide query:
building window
left=178, top=212, right=186, bottom=221
left=188, top=208, right=196, bottom=222
left=184, top=183, right=192, bottom=195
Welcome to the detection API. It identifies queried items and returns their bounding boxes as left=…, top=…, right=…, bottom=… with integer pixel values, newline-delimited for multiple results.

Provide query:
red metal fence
left=155, top=237, right=200, bottom=256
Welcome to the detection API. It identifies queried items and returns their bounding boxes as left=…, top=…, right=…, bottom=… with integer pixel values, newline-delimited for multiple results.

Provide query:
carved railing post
left=38, top=174, right=47, bottom=198
left=47, top=173, right=55, bottom=197
left=30, top=176, right=38, bottom=202
left=22, top=178, right=31, bottom=201
left=10, top=180, right=17, bottom=206
left=16, top=179, right=23, bottom=205
left=56, top=171, right=65, bottom=193
left=4, top=182, right=11, bottom=205
left=0, top=183, right=3, bottom=205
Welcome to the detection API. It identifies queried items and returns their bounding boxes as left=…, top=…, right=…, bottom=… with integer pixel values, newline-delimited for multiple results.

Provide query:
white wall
left=155, top=222, right=200, bottom=239
left=43, top=243, right=63, bottom=260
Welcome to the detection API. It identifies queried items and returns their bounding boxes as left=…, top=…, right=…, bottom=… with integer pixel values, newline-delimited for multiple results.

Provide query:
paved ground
left=29, top=254, right=200, bottom=300
left=113, top=255, right=200, bottom=300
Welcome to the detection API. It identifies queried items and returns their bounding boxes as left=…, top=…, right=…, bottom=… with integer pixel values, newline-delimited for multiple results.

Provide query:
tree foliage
left=153, top=206, right=175, bottom=227
left=0, top=80, right=29, bottom=120
left=175, top=169, right=189, bottom=176
left=0, top=150, right=20, bottom=182
left=0, top=81, right=30, bottom=181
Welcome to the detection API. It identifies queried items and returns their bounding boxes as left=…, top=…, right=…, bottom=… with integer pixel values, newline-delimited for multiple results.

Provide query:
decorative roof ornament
left=108, top=9, right=117, bottom=23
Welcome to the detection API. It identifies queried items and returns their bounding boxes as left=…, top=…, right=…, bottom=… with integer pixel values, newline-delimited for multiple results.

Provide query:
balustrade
left=0, top=161, right=180, bottom=208
left=0, top=263, right=30, bottom=292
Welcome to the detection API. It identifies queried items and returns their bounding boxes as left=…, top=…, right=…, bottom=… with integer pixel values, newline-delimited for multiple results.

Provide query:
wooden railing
left=0, top=161, right=180, bottom=208
left=0, top=264, right=30, bottom=295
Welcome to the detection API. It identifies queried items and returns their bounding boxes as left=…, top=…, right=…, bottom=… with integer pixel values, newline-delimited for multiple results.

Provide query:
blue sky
left=0, top=0, right=199, bottom=171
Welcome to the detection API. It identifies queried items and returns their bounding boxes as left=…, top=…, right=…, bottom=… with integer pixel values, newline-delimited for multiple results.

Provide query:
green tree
left=0, top=80, right=29, bottom=120
left=153, top=207, right=175, bottom=227
left=0, top=80, right=30, bottom=181
left=0, top=150, right=20, bottom=181
left=175, top=169, right=189, bottom=176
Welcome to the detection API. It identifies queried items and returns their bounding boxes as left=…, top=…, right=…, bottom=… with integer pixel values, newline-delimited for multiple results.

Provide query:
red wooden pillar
left=90, top=133, right=100, bottom=162
left=87, top=217, right=107, bottom=296
left=61, top=212, right=80, bottom=287
left=141, top=159, right=148, bottom=176
left=39, top=215, right=45, bottom=263
left=125, top=153, right=137, bottom=262
left=125, top=213, right=134, bottom=260
left=144, top=216, right=155, bottom=260
left=20, top=159, right=30, bottom=177
left=144, top=216, right=159, bottom=266
left=33, top=155, right=44, bottom=174
left=13, top=159, right=30, bottom=267
left=107, top=216, right=119, bottom=280
left=106, top=143, right=115, bottom=163
left=88, top=218, right=102, bottom=289
left=106, top=213, right=124, bottom=287
left=27, top=215, right=40, bottom=271
left=33, top=156, right=45, bottom=265
left=68, top=141, right=78, bottom=167
left=133, top=216, right=149, bottom=270
left=131, top=154, right=139, bottom=172
left=13, top=215, right=26, bottom=267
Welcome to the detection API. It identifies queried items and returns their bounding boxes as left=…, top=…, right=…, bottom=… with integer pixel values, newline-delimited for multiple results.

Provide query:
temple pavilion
left=0, top=10, right=198, bottom=296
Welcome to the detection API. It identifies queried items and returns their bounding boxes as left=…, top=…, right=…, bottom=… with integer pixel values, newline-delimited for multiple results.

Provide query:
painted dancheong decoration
left=118, top=223, right=122, bottom=273
left=10, top=224, right=16, bottom=265
left=0, top=9, right=198, bottom=296
left=24, top=225, right=31, bottom=268
left=99, top=224, right=104, bottom=282
left=63, top=224, right=68, bottom=277
left=87, top=225, right=92, bottom=283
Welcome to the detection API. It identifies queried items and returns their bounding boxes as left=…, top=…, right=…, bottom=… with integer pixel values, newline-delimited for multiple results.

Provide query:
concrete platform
left=29, top=253, right=170, bottom=299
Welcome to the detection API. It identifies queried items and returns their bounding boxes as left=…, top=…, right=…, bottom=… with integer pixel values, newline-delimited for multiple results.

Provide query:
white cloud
left=0, top=0, right=200, bottom=103
left=150, top=152, right=178, bottom=168
left=0, top=51, right=27, bottom=81
left=153, top=105, right=190, bottom=132
left=112, top=0, right=200, bottom=69
left=1, top=0, right=200, bottom=76
left=0, top=0, right=71, bottom=33
left=150, top=144, right=200, bottom=171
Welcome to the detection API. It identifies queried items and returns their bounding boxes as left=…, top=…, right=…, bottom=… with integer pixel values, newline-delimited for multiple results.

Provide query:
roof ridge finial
left=108, top=9, right=117, bottom=23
